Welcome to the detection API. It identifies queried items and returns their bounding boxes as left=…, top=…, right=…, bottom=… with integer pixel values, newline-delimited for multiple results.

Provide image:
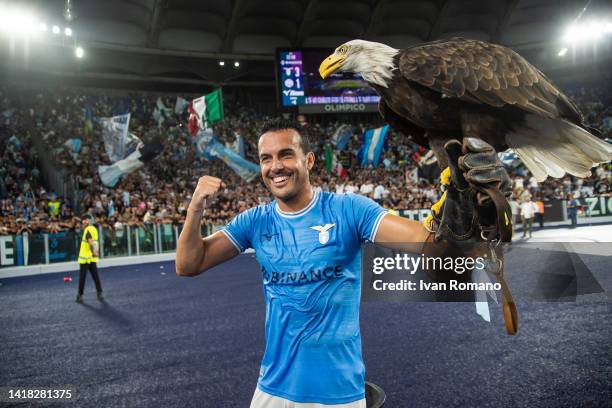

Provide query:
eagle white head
left=319, top=39, right=399, bottom=88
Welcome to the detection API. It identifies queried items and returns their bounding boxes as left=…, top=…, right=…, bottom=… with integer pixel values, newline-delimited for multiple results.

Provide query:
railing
left=0, top=223, right=218, bottom=268
left=3, top=196, right=608, bottom=269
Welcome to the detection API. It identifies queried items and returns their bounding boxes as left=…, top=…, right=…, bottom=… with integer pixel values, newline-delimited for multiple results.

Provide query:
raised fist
left=189, top=176, right=225, bottom=212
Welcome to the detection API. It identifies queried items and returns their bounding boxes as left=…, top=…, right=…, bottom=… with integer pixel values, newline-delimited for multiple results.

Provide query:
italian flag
left=188, top=89, right=224, bottom=136
left=324, top=143, right=334, bottom=172
left=324, top=143, right=347, bottom=177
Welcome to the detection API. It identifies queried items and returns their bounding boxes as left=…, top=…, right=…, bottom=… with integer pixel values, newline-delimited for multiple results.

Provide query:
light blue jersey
left=222, top=191, right=386, bottom=404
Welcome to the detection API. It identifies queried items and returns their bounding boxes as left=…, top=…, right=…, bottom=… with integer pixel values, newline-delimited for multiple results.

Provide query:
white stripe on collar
left=275, top=191, right=320, bottom=218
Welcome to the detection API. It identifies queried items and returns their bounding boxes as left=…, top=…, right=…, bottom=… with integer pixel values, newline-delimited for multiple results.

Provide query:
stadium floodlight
left=234, top=61, right=240, bottom=68
left=584, top=22, right=604, bottom=40
left=557, top=48, right=568, bottom=57
left=39, top=22, right=47, bottom=31
left=75, top=46, right=84, bottom=58
left=219, top=61, right=225, bottom=66
left=64, top=27, right=72, bottom=36
left=563, top=25, right=577, bottom=43
left=0, top=9, right=37, bottom=35
left=563, top=20, right=611, bottom=44
left=52, top=25, right=60, bottom=34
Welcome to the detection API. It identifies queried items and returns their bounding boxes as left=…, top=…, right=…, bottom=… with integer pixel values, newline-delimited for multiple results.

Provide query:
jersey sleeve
left=221, top=208, right=256, bottom=252
left=346, top=194, right=387, bottom=242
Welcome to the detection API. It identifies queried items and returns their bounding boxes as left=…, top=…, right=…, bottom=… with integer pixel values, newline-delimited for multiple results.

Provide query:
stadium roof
left=1, top=0, right=611, bottom=89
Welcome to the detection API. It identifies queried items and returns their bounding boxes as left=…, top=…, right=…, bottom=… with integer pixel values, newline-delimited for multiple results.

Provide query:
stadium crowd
left=0, top=81, right=610, bottom=236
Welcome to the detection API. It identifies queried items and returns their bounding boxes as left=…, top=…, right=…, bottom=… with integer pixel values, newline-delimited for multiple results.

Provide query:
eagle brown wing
left=398, top=38, right=584, bottom=124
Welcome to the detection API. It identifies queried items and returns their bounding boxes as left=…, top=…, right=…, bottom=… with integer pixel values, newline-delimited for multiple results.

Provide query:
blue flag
left=194, top=129, right=216, bottom=160
left=360, top=125, right=388, bottom=166
left=233, top=132, right=246, bottom=158
left=194, top=129, right=259, bottom=181
left=332, top=124, right=353, bottom=150
left=64, top=138, right=82, bottom=153
left=498, top=150, right=521, bottom=168
left=98, top=139, right=162, bottom=187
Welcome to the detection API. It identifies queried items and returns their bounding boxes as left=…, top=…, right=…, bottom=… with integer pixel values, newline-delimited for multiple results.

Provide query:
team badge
left=310, top=223, right=336, bottom=245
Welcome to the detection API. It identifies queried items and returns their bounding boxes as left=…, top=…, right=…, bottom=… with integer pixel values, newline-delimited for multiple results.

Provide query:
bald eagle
left=319, top=38, right=612, bottom=181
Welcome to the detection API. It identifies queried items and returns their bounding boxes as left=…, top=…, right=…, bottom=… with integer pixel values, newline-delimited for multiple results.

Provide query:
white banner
left=101, top=113, right=136, bottom=162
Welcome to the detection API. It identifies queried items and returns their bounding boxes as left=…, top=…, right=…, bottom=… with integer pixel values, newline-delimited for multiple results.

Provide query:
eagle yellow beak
left=319, top=54, right=345, bottom=79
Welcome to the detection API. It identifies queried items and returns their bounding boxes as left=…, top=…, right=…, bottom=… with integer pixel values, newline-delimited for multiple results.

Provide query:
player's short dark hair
left=81, top=214, right=92, bottom=221
left=259, top=118, right=311, bottom=154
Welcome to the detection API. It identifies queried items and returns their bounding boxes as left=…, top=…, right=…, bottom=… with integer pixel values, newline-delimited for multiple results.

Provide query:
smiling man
left=176, top=118, right=502, bottom=407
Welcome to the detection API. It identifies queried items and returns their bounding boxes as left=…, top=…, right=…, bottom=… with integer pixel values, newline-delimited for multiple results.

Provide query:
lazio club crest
left=310, top=223, right=336, bottom=245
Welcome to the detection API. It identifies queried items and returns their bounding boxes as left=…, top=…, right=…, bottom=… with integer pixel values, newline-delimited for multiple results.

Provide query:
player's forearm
left=177, top=176, right=226, bottom=276
left=176, top=208, right=206, bottom=276
left=375, top=214, right=431, bottom=253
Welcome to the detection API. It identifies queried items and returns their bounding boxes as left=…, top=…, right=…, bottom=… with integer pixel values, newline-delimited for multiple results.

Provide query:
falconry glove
left=422, top=138, right=518, bottom=335
left=458, top=137, right=513, bottom=242
left=424, top=138, right=513, bottom=243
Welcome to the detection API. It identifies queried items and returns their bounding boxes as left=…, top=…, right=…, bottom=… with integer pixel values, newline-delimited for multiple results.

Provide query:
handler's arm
left=176, top=176, right=238, bottom=277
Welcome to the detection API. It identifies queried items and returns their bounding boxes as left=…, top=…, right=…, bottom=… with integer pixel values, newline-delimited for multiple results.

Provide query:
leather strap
left=424, top=233, right=519, bottom=335
left=478, top=186, right=513, bottom=243
left=488, top=254, right=519, bottom=335
left=476, top=186, right=517, bottom=333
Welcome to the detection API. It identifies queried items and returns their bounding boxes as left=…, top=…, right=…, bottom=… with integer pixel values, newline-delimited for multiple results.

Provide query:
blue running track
left=1, top=252, right=610, bottom=407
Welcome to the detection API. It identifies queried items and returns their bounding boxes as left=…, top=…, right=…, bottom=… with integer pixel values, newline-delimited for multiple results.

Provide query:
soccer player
left=176, top=118, right=497, bottom=407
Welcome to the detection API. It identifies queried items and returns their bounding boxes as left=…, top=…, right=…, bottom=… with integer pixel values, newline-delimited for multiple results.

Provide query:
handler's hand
left=458, top=138, right=512, bottom=205
left=189, top=176, right=226, bottom=212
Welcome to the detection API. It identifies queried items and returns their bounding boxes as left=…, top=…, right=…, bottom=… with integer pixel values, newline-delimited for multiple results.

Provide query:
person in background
left=513, top=174, right=524, bottom=193
left=344, top=182, right=358, bottom=194
left=372, top=182, right=387, bottom=202
left=534, top=194, right=545, bottom=229
left=359, top=178, right=374, bottom=197
left=520, top=196, right=538, bottom=239
left=76, top=215, right=104, bottom=303
left=567, top=193, right=579, bottom=228
left=509, top=194, right=520, bottom=237
left=47, top=194, right=61, bottom=217
left=528, top=173, right=539, bottom=192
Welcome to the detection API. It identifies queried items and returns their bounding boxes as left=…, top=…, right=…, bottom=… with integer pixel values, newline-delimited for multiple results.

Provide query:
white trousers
left=250, top=387, right=367, bottom=408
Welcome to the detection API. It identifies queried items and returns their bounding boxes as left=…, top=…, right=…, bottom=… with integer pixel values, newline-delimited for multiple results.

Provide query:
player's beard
left=265, top=169, right=307, bottom=203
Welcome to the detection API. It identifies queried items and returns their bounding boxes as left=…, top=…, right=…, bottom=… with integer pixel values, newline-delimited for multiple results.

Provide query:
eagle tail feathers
left=506, top=116, right=612, bottom=182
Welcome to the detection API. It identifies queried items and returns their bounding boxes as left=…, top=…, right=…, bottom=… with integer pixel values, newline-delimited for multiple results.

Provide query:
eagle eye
left=338, top=45, right=348, bottom=55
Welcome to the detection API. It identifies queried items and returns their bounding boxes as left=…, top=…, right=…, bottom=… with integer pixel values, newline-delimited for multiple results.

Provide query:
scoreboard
left=279, top=51, right=306, bottom=106
left=275, top=48, right=380, bottom=114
